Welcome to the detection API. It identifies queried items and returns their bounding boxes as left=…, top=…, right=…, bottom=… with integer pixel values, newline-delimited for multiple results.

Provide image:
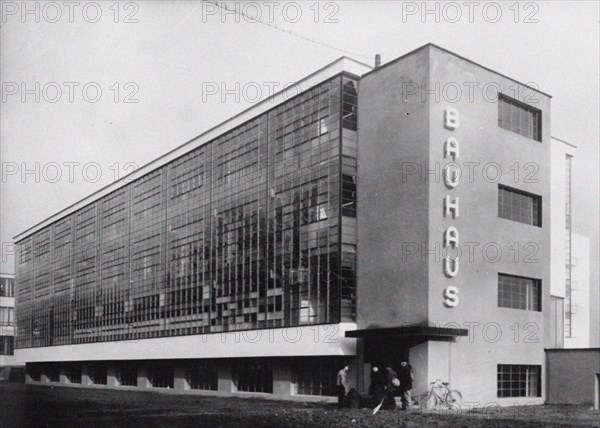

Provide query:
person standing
left=383, top=363, right=398, bottom=410
left=336, top=365, right=349, bottom=408
left=369, top=366, right=385, bottom=405
left=398, top=360, right=414, bottom=410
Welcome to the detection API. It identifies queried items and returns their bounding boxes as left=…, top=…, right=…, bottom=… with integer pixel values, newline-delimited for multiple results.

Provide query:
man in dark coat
left=398, top=360, right=414, bottom=410
left=369, top=366, right=385, bottom=405
left=383, top=363, right=398, bottom=410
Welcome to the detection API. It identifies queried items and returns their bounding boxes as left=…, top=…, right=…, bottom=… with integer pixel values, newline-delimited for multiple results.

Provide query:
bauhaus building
left=14, top=44, right=558, bottom=404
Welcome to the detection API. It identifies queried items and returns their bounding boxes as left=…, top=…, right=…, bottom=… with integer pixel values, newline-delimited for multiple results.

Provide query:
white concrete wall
left=0, top=355, right=16, bottom=368
left=16, top=323, right=357, bottom=363
left=0, top=296, right=14, bottom=307
left=410, top=338, right=544, bottom=407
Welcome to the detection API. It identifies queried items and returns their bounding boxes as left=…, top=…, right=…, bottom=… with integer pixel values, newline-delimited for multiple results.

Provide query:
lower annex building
left=15, top=44, right=557, bottom=405
left=0, top=273, right=16, bottom=379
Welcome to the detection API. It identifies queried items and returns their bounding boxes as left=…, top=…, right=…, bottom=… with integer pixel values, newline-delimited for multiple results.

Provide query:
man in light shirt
left=336, top=365, right=349, bottom=408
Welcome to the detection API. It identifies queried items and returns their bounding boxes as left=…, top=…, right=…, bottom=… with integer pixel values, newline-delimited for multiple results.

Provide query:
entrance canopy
left=345, top=324, right=468, bottom=344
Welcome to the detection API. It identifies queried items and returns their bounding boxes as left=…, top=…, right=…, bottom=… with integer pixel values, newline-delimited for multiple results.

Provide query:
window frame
left=497, top=364, right=541, bottom=397
left=498, top=273, right=542, bottom=312
left=498, top=184, right=542, bottom=227
left=497, top=93, right=542, bottom=142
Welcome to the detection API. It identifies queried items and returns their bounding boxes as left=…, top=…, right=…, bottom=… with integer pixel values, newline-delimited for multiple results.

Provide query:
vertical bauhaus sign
left=443, top=107, right=460, bottom=308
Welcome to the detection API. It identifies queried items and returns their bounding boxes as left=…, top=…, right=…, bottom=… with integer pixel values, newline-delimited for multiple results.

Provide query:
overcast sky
left=1, top=1, right=598, bottom=281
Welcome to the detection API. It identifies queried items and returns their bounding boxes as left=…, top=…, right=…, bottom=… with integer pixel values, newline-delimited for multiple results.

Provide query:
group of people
left=369, top=361, right=414, bottom=410
left=336, top=361, right=414, bottom=410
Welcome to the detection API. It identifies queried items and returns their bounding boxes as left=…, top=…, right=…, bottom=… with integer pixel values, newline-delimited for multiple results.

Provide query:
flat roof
left=14, top=57, right=373, bottom=242
left=551, top=136, right=578, bottom=149
left=362, top=43, right=552, bottom=99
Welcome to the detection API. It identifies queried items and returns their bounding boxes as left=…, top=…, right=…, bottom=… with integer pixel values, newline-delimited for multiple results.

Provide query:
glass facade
left=15, top=75, right=358, bottom=349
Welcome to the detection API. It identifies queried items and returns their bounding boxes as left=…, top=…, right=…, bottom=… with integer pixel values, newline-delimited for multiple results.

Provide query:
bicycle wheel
left=418, top=393, right=432, bottom=410
left=445, top=389, right=463, bottom=409
left=427, top=392, right=438, bottom=410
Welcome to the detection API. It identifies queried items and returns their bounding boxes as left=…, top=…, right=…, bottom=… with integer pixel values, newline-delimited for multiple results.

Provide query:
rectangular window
left=117, top=363, right=137, bottom=386
left=293, top=358, right=341, bottom=396
left=498, top=273, right=541, bottom=311
left=0, top=278, right=14, bottom=297
left=45, top=363, right=60, bottom=382
left=235, top=360, right=273, bottom=393
left=341, top=174, right=356, bottom=217
left=498, top=93, right=541, bottom=141
left=342, top=80, right=358, bottom=131
left=0, top=336, right=14, bottom=355
left=498, top=184, right=542, bottom=227
left=497, top=365, right=541, bottom=397
left=147, top=362, right=174, bottom=388
left=28, top=364, right=41, bottom=381
left=68, top=365, right=82, bottom=384
left=0, top=307, right=14, bottom=325
left=89, top=363, right=107, bottom=385
left=188, top=362, right=218, bottom=391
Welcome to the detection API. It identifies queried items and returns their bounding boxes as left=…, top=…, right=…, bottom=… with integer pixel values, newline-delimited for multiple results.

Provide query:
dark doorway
left=364, top=336, right=410, bottom=371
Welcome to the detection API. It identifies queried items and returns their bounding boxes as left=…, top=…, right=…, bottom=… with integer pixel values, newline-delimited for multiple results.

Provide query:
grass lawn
left=0, top=382, right=597, bottom=427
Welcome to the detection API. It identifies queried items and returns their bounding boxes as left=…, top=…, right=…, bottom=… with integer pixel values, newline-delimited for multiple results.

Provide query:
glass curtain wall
left=16, top=74, right=358, bottom=349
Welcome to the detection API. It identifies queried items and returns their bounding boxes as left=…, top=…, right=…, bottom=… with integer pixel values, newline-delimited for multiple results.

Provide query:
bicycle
left=418, top=379, right=462, bottom=410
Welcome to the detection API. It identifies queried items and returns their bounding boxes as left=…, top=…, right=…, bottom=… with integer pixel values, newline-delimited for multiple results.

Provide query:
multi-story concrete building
left=14, top=44, right=554, bottom=404
left=0, top=273, right=16, bottom=379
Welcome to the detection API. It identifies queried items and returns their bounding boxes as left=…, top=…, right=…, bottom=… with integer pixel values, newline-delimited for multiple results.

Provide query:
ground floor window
left=497, top=364, right=541, bottom=397
left=293, top=358, right=341, bottom=396
left=117, top=363, right=137, bottom=386
left=147, top=362, right=174, bottom=388
left=0, top=336, right=14, bottom=355
left=68, top=366, right=82, bottom=384
left=45, top=363, right=60, bottom=382
left=234, top=359, right=273, bottom=393
left=188, top=362, right=218, bottom=390
left=89, top=363, right=107, bottom=385
left=27, top=364, right=41, bottom=381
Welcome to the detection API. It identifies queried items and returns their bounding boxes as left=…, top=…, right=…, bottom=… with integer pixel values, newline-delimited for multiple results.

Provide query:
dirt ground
left=0, top=382, right=597, bottom=427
